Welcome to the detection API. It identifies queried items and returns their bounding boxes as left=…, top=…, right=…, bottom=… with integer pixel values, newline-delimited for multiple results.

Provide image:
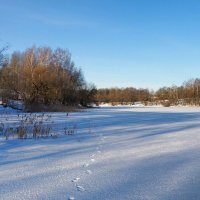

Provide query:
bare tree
left=0, top=45, right=8, bottom=67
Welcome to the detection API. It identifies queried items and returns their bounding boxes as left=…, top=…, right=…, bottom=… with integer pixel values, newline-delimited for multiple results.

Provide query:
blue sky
left=0, top=0, right=200, bottom=90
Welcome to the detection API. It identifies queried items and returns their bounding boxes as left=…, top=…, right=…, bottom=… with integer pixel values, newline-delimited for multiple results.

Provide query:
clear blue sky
left=0, top=0, right=200, bottom=90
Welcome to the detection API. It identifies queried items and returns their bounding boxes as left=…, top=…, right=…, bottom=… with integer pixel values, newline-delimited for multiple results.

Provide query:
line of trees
left=0, top=46, right=96, bottom=110
left=96, top=79, right=200, bottom=106
left=96, top=88, right=152, bottom=104
left=1, top=45, right=200, bottom=108
left=155, top=79, right=200, bottom=106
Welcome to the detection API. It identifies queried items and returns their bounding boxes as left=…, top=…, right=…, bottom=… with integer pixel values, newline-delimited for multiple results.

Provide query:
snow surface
left=0, top=106, right=200, bottom=200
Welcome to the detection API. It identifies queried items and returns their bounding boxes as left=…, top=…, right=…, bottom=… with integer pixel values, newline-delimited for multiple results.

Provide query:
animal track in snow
left=72, top=177, right=80, bottom=183
left=68, top=196, right=75, bottom=200
left=91, top=158, right=95, bottom=162
left=86, top=169, right=92, bottom=174
left=83, top=163, right=90, bottom=168
left=76, top=185, right=86, bottom=192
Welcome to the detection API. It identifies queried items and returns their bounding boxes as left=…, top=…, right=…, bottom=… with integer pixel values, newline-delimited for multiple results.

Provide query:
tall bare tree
left=0, top=45, right=8, bottom=67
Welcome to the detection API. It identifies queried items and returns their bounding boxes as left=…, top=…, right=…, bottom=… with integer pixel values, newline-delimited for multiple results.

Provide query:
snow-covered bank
left=0, top=106, right=200, bottom=200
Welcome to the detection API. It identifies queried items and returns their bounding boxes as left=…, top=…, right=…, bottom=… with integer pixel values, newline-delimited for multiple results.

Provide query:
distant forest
left=1, top=45, right=200, bottom=109
left=96, top=79, right=200, bottom=106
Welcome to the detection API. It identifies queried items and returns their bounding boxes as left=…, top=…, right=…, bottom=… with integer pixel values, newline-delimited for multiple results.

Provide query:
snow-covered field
left=0, top=106, right=200, bottom=200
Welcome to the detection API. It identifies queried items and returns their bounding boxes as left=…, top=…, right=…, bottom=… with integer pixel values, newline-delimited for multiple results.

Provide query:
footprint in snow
left=68, top=196, right=75, bottom=200
left=91, top=158, right=95, bottom=162
left=72, top=177, right=80, bottom=183
left=76, top=185, right=85, bottom=192
left=83, top=163, right=89, bottom=168
left=86, top=169, right=92, bottom=174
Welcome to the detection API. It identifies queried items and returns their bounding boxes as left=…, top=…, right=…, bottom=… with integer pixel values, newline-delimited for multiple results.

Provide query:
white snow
left=0, top=106, right=200, bottom=200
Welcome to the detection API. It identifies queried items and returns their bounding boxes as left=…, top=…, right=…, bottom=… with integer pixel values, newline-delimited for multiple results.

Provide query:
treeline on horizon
left=0, top=46, right=96, bottom=111
left=1, top=45, right=200, bottom=110
left=96, top=78, right=200, bottom=106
